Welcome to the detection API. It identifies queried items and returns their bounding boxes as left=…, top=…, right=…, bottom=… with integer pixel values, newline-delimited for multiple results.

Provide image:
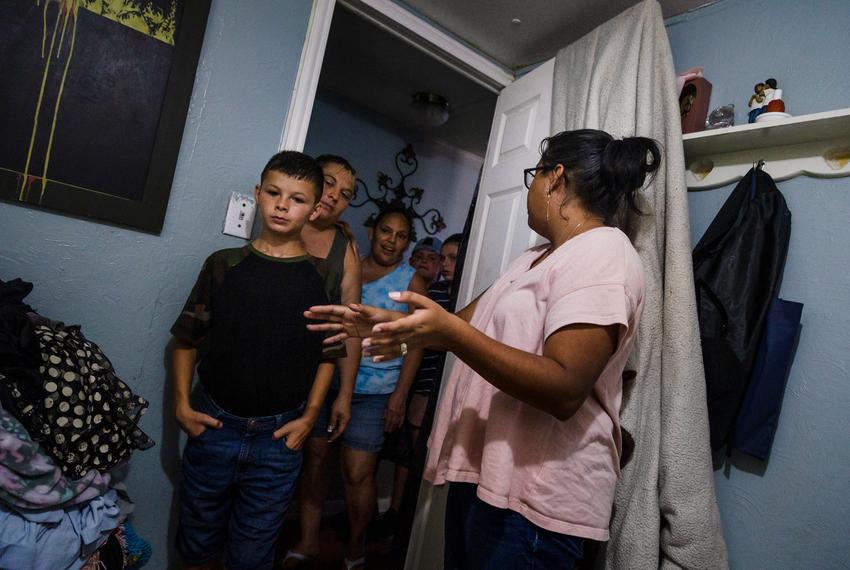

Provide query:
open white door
left=405, top=57, right=554, bottom=570
left=456, top=58, right=555, bottom=306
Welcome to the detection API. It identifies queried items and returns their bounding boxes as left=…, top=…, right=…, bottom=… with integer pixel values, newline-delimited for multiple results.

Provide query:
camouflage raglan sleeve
left=170, top=255, right=216, bottom=348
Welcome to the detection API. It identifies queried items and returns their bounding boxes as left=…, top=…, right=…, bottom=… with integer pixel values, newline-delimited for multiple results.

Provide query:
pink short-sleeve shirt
left=424, top=227, right=645, bottom=541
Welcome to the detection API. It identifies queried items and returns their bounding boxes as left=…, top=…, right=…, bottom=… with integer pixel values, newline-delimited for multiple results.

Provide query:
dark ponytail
left=539, top=129, right=661, bottom=223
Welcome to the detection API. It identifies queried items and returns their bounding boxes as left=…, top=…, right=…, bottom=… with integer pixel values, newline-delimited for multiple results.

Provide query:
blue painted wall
left=667, top=1, right=850, bottom=568
left=0, top=1, right=313, bottom=567
left=304, top=89, right=483, bottom=255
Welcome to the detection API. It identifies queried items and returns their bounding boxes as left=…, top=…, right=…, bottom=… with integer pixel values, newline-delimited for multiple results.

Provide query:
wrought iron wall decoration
left=351, top=143, right=446, bottom=241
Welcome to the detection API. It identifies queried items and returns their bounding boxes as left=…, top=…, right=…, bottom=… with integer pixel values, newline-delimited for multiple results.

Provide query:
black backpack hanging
left=692, top=164, right=791, bottom=452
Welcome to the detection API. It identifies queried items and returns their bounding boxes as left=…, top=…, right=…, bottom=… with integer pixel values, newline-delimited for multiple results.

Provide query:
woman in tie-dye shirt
left=327, top=207, right=426, bottom=568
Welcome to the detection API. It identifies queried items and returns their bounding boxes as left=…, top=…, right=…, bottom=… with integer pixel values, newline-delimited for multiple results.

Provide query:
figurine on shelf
left=763, top=78, right=778, bottom=105
left=767, top=90, right=786, bottom=112
left=748, top=82, right=767, bottom=123
left=756, top=78, right=790, bottom=123
left=765, top=78, right=786, bottom=113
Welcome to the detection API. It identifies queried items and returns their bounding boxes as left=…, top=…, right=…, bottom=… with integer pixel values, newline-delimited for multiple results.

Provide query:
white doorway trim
left=279, top=0, right=514, bottom=152
left=341, top=0, right=514, bottom=91
left=279, top=0, right=336, bottom=152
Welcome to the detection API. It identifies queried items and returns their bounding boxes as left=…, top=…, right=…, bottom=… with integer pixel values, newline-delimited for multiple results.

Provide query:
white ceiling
left=398, top=0, right=716, bottom=70
left=317, top=0, right=715, bottom=157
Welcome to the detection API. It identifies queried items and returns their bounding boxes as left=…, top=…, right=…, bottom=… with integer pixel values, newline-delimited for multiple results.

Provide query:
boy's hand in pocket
left=273, top=417, right=314, bottom=451
left=175, top=405, right=222, bottom=438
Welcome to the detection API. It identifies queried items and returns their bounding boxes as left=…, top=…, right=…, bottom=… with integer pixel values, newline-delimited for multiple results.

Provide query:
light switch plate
left=223, top=192, right=256, bottom=239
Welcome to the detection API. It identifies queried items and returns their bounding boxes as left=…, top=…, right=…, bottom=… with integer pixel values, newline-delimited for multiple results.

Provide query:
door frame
left=279, top=2, right=515, bottom=567
left=279, top=0, right=514, bottom=152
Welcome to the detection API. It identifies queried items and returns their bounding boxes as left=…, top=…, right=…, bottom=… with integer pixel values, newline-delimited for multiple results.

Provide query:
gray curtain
left=551, top=1, right=727, bottom=568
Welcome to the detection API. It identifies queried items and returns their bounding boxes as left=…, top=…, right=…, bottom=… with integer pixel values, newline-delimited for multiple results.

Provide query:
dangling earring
left=546, top=188, right=552, bottom=222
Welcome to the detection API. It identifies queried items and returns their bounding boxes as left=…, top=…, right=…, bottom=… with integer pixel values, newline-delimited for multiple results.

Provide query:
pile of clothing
left=0, top=278, right=154, bottom=569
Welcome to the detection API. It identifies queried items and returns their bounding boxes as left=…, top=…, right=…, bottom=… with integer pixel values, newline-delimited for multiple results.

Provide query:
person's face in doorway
left=439, top=242, right=459, bottom=283
left=369, top=213, right=411, bottom=267
left=314, top=162, right=356, bottom=224
left=253, top=170, right=318, bottom=239
left=410, top=248, right=440, bottom=285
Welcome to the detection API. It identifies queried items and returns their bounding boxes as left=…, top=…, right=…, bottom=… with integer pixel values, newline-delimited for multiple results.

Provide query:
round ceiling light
left=410, top=92, right=450, bottom=128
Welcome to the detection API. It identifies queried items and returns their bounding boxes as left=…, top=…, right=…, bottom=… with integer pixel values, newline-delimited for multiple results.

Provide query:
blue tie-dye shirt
left=355, top=262, right=417, bottom=394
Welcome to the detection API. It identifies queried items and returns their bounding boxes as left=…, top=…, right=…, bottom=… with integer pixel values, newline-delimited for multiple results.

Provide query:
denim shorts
left=311, top=391, right=390, bottom=453
left=444, top=483, right=584, bottom=570
left=176, top=392, right=304, bottom=570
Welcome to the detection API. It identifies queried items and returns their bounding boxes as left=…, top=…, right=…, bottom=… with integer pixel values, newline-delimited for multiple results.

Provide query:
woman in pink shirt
left=307, top=129, right=659, bottom=569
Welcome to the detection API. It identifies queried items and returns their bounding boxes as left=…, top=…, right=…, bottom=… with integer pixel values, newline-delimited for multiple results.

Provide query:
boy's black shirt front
left=171, top=245, right=345, bottom=417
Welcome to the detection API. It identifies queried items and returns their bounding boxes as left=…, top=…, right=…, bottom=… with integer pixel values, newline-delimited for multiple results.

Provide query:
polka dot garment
left=6, top=323, right=154, bottom=478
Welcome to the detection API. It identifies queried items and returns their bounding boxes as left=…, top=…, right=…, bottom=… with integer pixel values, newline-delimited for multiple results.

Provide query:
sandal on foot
left=344, top=556, right=365, bottom=569
left=281, top=550, right=313, bottom=569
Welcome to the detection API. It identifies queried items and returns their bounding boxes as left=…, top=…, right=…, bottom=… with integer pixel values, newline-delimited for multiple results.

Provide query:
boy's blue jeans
left=176, top=392, right=304, bottom=570
left=444, top=482, right=585, bottom=570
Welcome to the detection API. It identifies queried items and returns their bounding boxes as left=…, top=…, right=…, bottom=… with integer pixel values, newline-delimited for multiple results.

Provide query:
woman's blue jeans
left=444, top=482, right=584, bottom=570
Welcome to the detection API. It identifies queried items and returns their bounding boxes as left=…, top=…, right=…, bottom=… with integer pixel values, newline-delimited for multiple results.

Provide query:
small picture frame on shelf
left=680, top=78, right=712, bottom=134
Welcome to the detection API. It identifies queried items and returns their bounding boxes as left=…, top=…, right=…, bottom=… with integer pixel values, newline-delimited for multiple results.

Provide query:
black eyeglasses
left=523, top=165, right=551, bottom=190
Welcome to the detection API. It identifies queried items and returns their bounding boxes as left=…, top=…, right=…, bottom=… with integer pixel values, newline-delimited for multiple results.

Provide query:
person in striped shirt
left=374, top=233, right=463, bottom=539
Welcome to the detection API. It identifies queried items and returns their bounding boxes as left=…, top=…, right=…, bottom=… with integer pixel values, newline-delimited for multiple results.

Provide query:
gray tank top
left=314, top=226, right=349, bottom=304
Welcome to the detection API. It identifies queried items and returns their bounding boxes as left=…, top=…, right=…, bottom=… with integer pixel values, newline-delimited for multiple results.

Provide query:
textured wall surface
left=305, top=89, right=484, bottom=255
left=667, top=1, right=850, bottom=568
left=0, top=1, right=312, bottom=567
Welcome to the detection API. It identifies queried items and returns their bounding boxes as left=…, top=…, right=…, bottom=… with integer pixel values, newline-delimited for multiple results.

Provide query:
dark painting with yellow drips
left=0, top=0, right=210, bottom=232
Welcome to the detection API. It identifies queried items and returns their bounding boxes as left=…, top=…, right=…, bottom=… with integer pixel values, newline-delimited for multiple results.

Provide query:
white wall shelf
left=683, top=107, right=850, bottom=189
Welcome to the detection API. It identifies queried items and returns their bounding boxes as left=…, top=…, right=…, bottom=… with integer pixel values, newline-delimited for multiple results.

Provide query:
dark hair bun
left=601, top=137, right=661, bottom=196
left=540, top=129, right=662, bottom=222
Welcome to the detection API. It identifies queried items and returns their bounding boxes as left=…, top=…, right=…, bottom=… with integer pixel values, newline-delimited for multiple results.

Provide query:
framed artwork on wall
left=0, top=0, right=211, bottom=233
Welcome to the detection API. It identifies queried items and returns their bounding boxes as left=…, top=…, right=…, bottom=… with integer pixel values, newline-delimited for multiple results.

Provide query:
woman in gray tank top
left=285, top=155, right=362, bottom=569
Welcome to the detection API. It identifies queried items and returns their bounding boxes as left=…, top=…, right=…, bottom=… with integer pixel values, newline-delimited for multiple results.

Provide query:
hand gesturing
left=304, top=303, right=400, bottom=345
left=362, top=291, right=452, bottom=362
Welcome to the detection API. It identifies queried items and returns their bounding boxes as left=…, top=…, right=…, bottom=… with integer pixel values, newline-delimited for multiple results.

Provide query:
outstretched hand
left=304, top=303, right=401, bottom=345
left=363, top=291, right=455, bottom=362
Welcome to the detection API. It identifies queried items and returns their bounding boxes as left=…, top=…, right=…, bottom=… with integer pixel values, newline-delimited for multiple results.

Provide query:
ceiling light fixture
left=410, top=92, right=450, bottom=128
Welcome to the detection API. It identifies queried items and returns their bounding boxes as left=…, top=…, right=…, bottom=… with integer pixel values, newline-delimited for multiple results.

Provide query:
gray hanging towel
left=551, top=0, right=726, bottom=567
